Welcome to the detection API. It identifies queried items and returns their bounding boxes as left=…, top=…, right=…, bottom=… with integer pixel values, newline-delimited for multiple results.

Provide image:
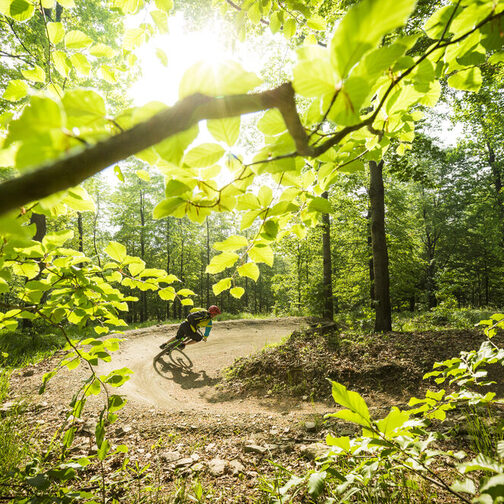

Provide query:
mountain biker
left=159, top=305, right=221, bottom=350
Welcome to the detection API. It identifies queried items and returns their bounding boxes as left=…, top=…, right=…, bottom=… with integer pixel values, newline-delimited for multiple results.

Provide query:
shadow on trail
left=153, top=350, right=220, bottom=390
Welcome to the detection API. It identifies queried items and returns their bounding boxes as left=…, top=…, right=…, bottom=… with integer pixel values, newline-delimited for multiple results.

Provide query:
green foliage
left=260, top=313, right=504, bottom=503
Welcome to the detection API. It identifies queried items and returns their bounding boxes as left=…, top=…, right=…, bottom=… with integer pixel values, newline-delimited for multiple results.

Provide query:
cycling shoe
left=159, top=342, right=167, bottom=349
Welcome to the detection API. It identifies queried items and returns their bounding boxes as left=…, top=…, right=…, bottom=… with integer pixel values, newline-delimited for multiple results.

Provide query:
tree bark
left=77, top=212, right=84, bottom=253
left=165, top=218, right=171, bottom=320
left=368, top=160, right=392, bottom=332
left=366, top=208, right=375, bottom=307
left=206, top=219, right=210, bottom=307
left=139, top=190, right=147, bottom=322
left=321, top=191, right=334, bottom=320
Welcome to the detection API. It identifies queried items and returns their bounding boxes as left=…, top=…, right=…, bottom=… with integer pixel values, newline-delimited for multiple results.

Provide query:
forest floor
left=4, top=317, right=504, bottom=503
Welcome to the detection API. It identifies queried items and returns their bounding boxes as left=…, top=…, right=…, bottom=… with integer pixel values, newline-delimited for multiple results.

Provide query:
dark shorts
left=176, top=321, right=203, bottom=342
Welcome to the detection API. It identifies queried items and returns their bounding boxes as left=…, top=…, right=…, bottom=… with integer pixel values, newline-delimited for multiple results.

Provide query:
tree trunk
left=487, top=141, right=504, bottom=243
left=165, top=218, right=171, bottom=319
left=366, top=208, right=375, bottom=307
left=139, top=190, right=147, bottom=322
left=179, top=221, right=185, bottom=319
left=368, top=160, right=392, bottom=332
left=321, top=191, right=334, bottom=320
left=77, top=212, right=84, bottom=253
left=93, top=191, right=101, bottom=267
left=206, top=219, right=210, bottom=307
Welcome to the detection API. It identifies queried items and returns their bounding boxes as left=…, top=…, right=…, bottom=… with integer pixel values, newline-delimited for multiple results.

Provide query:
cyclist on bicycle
left=160, top=305, right=221, bottom=350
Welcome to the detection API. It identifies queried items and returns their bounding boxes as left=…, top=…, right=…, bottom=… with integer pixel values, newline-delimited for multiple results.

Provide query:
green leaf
left=206, top=252, right=239, bottom=274
left=129, top=260, right=145, bottom=276
left=237, top=262, right=260, bottom=282
left=64, top=186, right=95, bottom=211
left=12, top=261, right=39, bottom=279
left=308, top=197, right=331, bottom=213
left=8, top=0, right=34, bottom=21
left=151, top=10, right=168, bottom=32
left=447, top=67, right=482, bottom=92
left=181, top=298, right=194, bottom=306
left=307, top=15, right=326, bottom=31
left=183, top=143, right=225, bottom=168
left=65, top=30, right=93, bottom=49
left=293, top=48, right=335, bottom=98
left=480, top=474, right=504, bottom=499
left=47, top=22, right=65, bottom=44
left=376, top=407, right=410, bottom=437
left=63, top=89, right=106, bottom=127
left=100, top=65, right=116, bottom=83
left=330, top=0, right=416, bottom=80
left=104, top=367, right=133, bottom=387
left=22, top=65, right=46, bottom=83
left=53, top=50, right=71, bottom=77
left=283, top=18, right=296, bottom=39
left=153, top=197, right=186, bottom=219
left=214, top=235, right=248, bottom=252
left=257, top=109, right=286, bottom=136
left=108, top=395, right=126, bottom=413
left=307, top=471, right=326, bottom=498
left=154, top=0, right=173, bottom=12
left=449, top=478, right=476, bottom=495
left=6, top=96, right=62, bottom=144
left=230, top=287, right=245, bottom=299
left=123, top=27, right=145, bottom=50
left=248, top=244, right=274, bottom=267
left=212, top=277, right=232, bottom=295
left=207, top=117, right=240, bottom=146
left=3, top=80, right=28, bottom=102
left=179, top=60, right=262, bottom=99
left=459, top=453, right=502, bottom=474
left=136, top=169, right=150, bottom=181
left=42, top=229, right=73, bottom=249
left=89, top=43, right=117, bottom=58
left=326, top=435, right=350, bottom=451
left=330, top=381, right=371, bottom=424
left=70, top=53, right=91, bottom=76
left=105, top=242, right=127, bottom=263
left=156, top=47, right=168, bottom=65
left=158, top=287, right=176, bottom=301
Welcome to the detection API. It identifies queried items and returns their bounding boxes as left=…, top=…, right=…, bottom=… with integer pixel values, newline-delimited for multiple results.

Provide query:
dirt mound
left=221, top=325, right=503, bottom=401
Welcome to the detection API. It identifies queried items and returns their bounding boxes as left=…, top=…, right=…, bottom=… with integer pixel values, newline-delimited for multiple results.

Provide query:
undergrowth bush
left=260, top=314, right=504, bottom=503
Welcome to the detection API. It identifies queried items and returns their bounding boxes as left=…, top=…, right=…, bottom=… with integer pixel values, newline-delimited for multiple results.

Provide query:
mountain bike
left=153, top=335, right=195, bottom=373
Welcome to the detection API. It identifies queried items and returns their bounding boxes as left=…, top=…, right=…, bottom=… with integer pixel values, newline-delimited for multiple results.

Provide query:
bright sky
left=128, top=12, right=266, bottom=107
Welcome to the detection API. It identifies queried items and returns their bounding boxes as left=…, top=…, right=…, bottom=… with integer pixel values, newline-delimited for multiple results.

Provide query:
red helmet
left=208, top=305, right=221, bottom=316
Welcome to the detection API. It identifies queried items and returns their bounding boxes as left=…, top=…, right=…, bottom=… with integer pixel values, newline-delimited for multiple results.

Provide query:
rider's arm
left=203, top=320, right=212, bottom=339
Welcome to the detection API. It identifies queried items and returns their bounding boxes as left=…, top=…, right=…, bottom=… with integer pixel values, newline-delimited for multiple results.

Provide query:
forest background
left=2, top=0, right=504, bottom=502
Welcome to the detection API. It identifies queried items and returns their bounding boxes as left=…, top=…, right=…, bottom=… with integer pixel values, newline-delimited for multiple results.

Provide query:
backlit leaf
left=230, top=287, right=245, bottom=299
left=212, top=277, right=232, bottom=295
left=214, top=235, right=248, bottom=252
left=330, top=0, right=416, bottom=80
left=65, top=30, right=93, bottom=49
left=179, top=60, right=262, bottom=98
left=21, top=66, right=45, bottom=83
left=207, top=117, right=240, bottom=146
left=248, top=244, right=273, bottom=266
left=206, top=252, right=239, bottom=274
left=183, top=143, right=225, bottom=168
left=105, top=241, right=127, bottom=262
left=3, top=80, right=28, bottom=102
left=447, top=67, right=482, bottom=92
left=47, top=22, right=65, bottom=45
left=237, top=262, right=260, bottom=282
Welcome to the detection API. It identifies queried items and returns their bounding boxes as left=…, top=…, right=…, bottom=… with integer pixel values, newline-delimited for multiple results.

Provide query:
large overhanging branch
left=0, top=82, right=327, bottom=216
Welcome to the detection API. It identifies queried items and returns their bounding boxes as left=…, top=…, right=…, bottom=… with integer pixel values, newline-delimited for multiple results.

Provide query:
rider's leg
left=160, top=323, right=186, bottom=349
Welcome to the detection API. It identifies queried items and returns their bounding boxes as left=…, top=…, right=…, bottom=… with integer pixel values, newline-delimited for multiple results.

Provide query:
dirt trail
left=95, top=317, right=329, bottom=416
